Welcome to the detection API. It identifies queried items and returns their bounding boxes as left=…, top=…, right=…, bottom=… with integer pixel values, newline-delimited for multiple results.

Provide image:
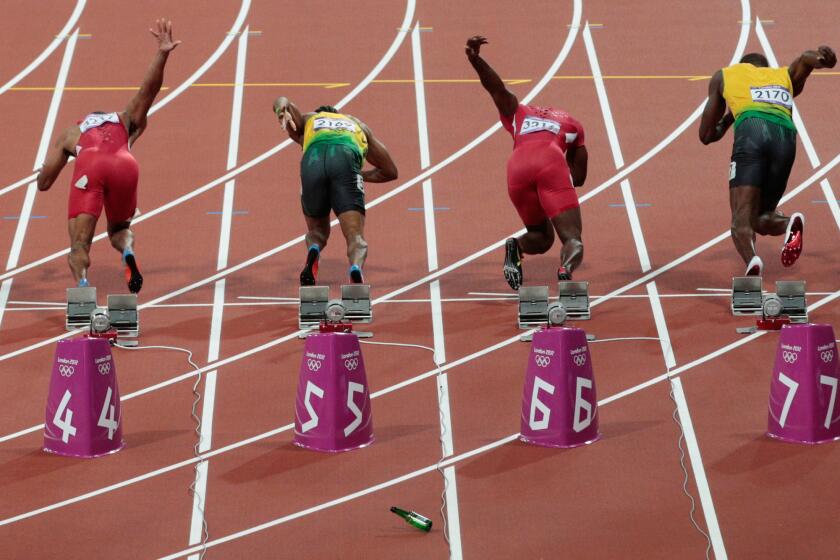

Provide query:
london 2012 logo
left=573, top=354, right=587, bottom=367
left=782, top=351, right=798, bottom=364
left=821, top=350, right=835, bottom=363
left=535, top=355, right=551, bottom=368
left=58, top=365, right=75, bottom=377
left=97, top=362, right=111, bottom=375
left=307, top=358, right=322, bottom=372
left=344, top=358, right=359, bottom=371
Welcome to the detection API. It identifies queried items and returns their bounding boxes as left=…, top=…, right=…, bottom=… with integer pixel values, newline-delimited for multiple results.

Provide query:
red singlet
left=67, top=112, right=139, bottom=223
left=500, top=104, right=585, bottom=225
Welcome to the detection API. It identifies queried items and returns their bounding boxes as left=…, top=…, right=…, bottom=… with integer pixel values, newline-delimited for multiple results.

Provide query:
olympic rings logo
left=344, top=358, right=359, bottom=371
left=307, top=359, right=322, bottom=372
left=782, top=351, right=798, bottom=364
left=97, top=362, right=111, bottom=375
left=58, top=365, right=75, bottom=377
left=821, top=350, right=835, bottom=364
left=573, top=354, right=587, bottom=367
left=535, top=356, right=551, bottom=368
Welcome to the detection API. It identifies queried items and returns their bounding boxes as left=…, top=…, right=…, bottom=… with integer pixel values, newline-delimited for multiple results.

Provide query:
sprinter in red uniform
left=36, top=19, right=180, bottom=293
left=466, top=35, right=588, bottom=290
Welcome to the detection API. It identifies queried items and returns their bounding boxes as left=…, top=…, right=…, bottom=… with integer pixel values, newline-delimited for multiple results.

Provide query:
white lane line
left=8, top=281, right=840, bottom=530
left=584, top=22, right=725, bottom=557
left=187, top=27, right=249, bottom=556
left=755, top=17, right=840, bottom=234
left=0, top=0, right=251, bottom=199
left=411, top=21, right=461, bottom=557
left=0, top=0, right=86, bottom=95
left=0, top=29, right=79, bottom=338
left=0, top=0, right=415, bottom=284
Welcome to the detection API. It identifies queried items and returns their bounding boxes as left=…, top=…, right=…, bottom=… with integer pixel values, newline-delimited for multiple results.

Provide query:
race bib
left=79, top=112, right=120, bottom=133
left=750, top=86, right=793, bottom=110
left=519, top=116, right=561, bottom=136
left=312, top=116, right=357, bottom=133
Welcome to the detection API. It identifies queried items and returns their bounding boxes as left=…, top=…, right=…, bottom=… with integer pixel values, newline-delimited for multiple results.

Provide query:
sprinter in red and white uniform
left=37, top=19, right=180, bottom=293
left=465, top=36, right=588, bottom=290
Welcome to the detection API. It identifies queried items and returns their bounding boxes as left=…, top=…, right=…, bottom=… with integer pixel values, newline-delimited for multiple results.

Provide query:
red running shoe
left=780, top=212, right=804, bottom=267
left=557, top=266, right=572, bottom=281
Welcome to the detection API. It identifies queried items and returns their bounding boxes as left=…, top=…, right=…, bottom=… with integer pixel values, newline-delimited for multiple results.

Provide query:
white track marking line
left=187, top=27, right=249, bottom=556
left=0, top=1, right=251, bottom=200
left=585, top=23, right=725, bottom=557
left=9, top=283, right=840, bottom=529
left=0, top=29, right=78, bottom=338
left=755, top=18, right=840, bottom=234
left=411, top=21, right=461, bottom=556
left=0, top=0, right=86, bottom=95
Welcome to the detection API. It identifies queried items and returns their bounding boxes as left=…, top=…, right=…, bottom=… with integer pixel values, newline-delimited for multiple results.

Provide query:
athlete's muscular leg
left=729, top=186, right=761, bottom=264
left=304, top=215, right=331, bottom=250
left=67, top=213, right=97, bottom=284
left=107, top=220, right=134, bottom=253
left=754, top=210, right=789, bottom=236
left=336, top=210, right=367, bottom=267
left=549, top=207, right=584, bottom=272
left=517, top=220, right=554, bottom=254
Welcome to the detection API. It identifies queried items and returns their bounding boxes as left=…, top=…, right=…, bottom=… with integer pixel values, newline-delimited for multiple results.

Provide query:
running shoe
left=557, top=266, right=572, bottom=281
left=349, top=264, right=364, bottom=284
left=503, top=238, right=523, bottom=291
left=124, top=254, right=143, bottom=293
left=300, top=247, right=320, bottom=286
left=745, top=255, right=763, bottom=277
left=780, top=212, right=804, bottom=267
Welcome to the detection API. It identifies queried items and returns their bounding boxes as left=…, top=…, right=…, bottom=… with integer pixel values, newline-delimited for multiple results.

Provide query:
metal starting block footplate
left=107, top=294, right=139, bottom=337
left=731, top=276, right=763, bottom=316
left=558, top=281, right=590, bottom=320
left=66, top=287, right=97, bottom=331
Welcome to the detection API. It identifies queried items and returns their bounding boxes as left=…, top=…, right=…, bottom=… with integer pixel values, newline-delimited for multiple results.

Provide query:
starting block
left=44, top=336, right=124, bottom=457
left=299, top=285, right=372, bottom=337
left=107, top=294, right=139, bottom=338
left=517, top=282, right=590, bottom=341
left=732, top=278, right=808, bottom=333
left=66, top=287, right=98, bottom=330
left=519, top=326, right=600, bottom=448
left=293, top=328, right=374, bottom=452
left=767, top=323, right=839, bottom=444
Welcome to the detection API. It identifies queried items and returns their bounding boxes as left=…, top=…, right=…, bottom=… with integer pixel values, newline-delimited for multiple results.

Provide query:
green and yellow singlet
left=721, top=63, right=796, bottom=131
left=302, top=111, right=368, bottom=158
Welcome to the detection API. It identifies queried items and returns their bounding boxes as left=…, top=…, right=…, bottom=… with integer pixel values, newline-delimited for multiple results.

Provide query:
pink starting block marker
left=44, top=336, right=124, bottom=458
left=293, top=331, right=374, bottom=452
left=767, top=323, right=840, bottom=444
left=520, top=326, right=600, bottom=448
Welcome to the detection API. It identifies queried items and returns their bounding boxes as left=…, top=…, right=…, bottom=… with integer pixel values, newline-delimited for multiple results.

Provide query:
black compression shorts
left=300, top=142, right=365, bottom=218
left=729, top=116, right=797, bottom=213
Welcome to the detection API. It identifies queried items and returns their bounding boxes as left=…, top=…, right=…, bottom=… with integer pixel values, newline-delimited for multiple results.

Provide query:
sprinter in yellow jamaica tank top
left=699, top=47, right=836, bottom=277
left=272, top=98, right=398, bottom=286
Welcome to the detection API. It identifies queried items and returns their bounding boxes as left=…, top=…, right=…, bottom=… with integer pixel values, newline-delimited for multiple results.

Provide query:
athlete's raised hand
left=273, top=98, right=296, bottom=131
left=150, top=19, right=181, bottom=53
left=465, top=36, right=488, bottom=59
left=817, top=45, right=836, bottom=68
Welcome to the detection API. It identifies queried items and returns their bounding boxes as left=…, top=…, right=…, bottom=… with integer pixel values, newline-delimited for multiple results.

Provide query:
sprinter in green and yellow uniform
left=699, top=46, right=836, bottom=277
left=273, top=98, right=398, bottom=286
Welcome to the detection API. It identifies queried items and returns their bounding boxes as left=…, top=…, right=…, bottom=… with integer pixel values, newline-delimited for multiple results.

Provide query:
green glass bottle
left=390, top=506, right=433, bottom=532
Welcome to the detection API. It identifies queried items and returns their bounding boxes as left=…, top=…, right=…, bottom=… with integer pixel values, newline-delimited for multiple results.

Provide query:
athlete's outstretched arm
left=36, top=127, right=78, bottom=191
left=566, top=145, right=588, bottom=187
left=360, top=124, right=397, bottom=183
left=699, top=70, right=734, bottom=145
left=272, top=97, right=309, bottom=145
left=789, top=45, right=836, bottom=97
left=465, top=36, right=518, bottom=117
left=123, top=19, right=181, bottom=144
